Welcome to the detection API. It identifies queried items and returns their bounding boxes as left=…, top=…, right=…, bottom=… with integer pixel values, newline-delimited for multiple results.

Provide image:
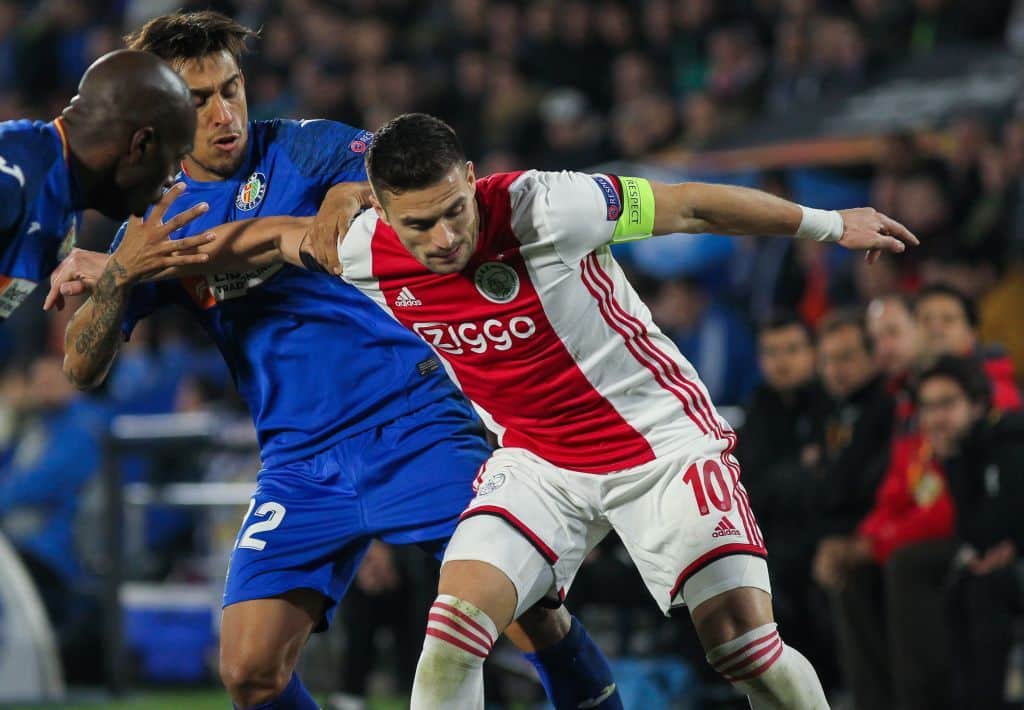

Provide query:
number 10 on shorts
left=682, top=460, right=732, bottom=516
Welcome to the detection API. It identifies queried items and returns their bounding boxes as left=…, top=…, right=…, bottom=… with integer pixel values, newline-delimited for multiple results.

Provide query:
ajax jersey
left=340, top=170, right=738, bottom=474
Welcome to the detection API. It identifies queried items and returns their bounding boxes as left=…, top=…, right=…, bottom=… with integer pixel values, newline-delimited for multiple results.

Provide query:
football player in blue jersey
left=0, top=48, right=210, bottom=319
left=55, top=12, right=621, bottom=710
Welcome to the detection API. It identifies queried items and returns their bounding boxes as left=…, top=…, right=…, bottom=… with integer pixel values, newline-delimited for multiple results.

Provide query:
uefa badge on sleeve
left=236, top=172, right=267, bottom=211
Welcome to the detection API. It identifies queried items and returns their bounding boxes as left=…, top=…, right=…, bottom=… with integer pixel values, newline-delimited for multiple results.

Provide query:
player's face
left=177, top=50, right=249, bottom=180
left=918, top=376, right=979, bottom=458
left=916, top=295, right=975, bottom=359
left=867, top=300, right=922, bottom=378
left=758, top=325, right=816, bottom=393
left=818, top=325, right=875, bottom=399
left=375, top=163, right=479, bottom=275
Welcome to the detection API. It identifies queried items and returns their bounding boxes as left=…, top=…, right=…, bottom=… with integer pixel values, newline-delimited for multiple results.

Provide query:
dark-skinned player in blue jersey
left=51, top=12, right=621, bottom=710
left=0, top=49, right=208, bottom=321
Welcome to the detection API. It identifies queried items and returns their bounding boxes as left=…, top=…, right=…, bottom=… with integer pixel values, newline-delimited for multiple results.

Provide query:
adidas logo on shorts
left=712, top=516, right=742, bottom=538
left=395, top=286, right=422, bottom=307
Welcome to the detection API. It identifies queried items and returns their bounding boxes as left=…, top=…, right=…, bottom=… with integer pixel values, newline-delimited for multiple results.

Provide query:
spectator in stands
left=915, top=283, right=1022, bottom=410
left=818, top=291, right=957, bottom=710
left=736, top=313, right=830, bottom=681
left=535, top=88, right=603, bottom=170
left=0, top=354, right=111, bottom=683
left=914, top=355, right=1024, bottom=710
left=867, top=294, right=922, bottom=390
left=811, top=310, right=894, bottom=540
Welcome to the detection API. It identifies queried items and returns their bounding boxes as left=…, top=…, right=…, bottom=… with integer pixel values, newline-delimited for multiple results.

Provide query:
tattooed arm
left=62, top=184, right=215, bottom=390
left=63, top=258, right=133, bottom=389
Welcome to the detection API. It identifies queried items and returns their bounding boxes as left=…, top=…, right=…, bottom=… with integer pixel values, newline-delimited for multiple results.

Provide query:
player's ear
left=465, top=161, right=476, bottom=192
left=128, top=126, right=155, bottom=164
left=369, top=189, right=388, bottom=224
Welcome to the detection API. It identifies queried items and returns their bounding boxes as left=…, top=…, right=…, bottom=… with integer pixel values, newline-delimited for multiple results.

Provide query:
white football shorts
left=442, top=439, right=770, bottom=619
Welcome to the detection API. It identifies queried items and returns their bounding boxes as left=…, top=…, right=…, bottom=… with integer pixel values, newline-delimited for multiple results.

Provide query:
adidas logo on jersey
left=395, top=286, right=422, bottom=307
left=712, top=516, right=742, bottom=538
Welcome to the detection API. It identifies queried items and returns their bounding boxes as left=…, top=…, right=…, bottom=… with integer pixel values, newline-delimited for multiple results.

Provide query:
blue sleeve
left=0, top=418, right=101, bottom=511
left=279, top=119, right=371, bottom=186
left=0, top=165, right=25, bottom=232
left=110, top=221, right=166, bottom=340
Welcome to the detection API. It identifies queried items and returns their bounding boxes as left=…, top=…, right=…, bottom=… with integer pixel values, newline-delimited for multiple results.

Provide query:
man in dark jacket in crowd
left=809, top=309, right=894, bottom=538
left=920, top=355, right=1024, bottom=710
left=736, top=312, right=833, bottom=686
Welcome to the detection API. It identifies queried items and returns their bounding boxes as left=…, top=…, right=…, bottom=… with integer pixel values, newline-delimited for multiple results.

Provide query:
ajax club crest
left=474, top=261, right=520, bottom=304
left=236, top=172, right=267, bottom=211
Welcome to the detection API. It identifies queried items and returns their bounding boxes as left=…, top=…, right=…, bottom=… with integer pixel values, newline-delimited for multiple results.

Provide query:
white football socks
left=410, top=595, right=497, bottom=710
left=706, top=623, right=829, bottom=710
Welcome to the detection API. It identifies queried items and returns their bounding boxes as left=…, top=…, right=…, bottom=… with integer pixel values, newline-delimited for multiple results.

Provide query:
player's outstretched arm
left=649, top=181, right=919, bottom=261
left=62, top=185, right=214, bottom=390
left=177, top=216, right=315, bottom=274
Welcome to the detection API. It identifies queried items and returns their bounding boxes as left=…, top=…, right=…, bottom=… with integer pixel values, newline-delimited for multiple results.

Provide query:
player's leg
left=409, top=448, right=611, bottom=709
left=510, top=605, right=622, bottom=709
left=368, top=398, right=621, bottom=709
left=410, top=558, right=518, bottom=709
left=690, top=581, right=828, bottom=709
left=605, top=448, right=828, bottom=709
left=220, top=455, right=370, bottom=709
left=219, top=591, right=322, bottom=708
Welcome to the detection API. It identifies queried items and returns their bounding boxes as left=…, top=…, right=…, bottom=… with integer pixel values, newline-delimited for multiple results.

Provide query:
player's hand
left=44, top=248, right=108, bottom=311
left=307, top=182, right=372, bottom=274
left=837, top=207, right=919, bottom=264
left=969, top=539, right=1017, bottom=575
left=110, top=183, right=218, bottom=286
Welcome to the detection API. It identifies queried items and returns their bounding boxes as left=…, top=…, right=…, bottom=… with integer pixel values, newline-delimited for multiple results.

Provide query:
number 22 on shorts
left=682, top=460, right=733, bottom=516
left=237, top=499, right=287, bottom=551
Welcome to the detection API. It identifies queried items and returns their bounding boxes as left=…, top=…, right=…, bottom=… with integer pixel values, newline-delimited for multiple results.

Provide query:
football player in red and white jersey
left=336, top=114, right=916, bottom=710
left=148, top=113, right=916, bottom=709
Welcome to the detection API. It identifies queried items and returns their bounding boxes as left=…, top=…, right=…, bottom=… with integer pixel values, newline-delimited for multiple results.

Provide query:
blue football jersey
left=0, top=119, right=81, bottom=318
left=114, top=119, right=458, bottom=467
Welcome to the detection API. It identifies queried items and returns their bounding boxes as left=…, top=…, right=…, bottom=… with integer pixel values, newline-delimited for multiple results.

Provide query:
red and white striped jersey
left=339, top=170, right=735, bottom=473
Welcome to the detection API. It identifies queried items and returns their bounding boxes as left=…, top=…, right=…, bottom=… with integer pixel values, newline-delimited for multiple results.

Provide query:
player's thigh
left=220, top=588, right=324, bottom=678
left=602, top=445, right=769, bottom=615
left=225, top=461, right=370, bottom=632
left=442, top=448, right=609, bottom=621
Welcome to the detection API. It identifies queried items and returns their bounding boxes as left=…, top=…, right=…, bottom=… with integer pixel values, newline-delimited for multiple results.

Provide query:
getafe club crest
left=474, top=261, right=520, bottom=304
left=236, top=172, right=267, bottom=211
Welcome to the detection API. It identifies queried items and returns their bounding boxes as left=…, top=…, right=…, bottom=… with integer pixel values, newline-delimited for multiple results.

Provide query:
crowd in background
left=0, top=0, right=1023, bottom=707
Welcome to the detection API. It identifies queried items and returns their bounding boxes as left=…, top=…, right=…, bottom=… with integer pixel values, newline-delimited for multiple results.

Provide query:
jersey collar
left=53, top=116, right=85, bottom=210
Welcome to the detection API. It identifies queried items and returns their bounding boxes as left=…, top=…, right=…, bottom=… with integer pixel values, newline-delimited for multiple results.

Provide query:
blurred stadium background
left=1, top=0, right=1023, bottom=708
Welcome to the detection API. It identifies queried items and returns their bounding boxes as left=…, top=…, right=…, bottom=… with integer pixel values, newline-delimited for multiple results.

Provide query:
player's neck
left=182, top=155, right=228, bottom=182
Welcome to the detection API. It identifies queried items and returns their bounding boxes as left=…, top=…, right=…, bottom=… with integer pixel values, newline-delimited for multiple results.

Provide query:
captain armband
left=610, top=177, right=656, bottom=244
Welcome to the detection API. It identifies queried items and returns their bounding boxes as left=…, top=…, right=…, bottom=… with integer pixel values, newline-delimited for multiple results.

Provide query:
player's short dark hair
left=915, top=354, right=991, bottom=408
left=757, top=310, right=813, bottom=344
left=818, top=308, right=872, bottom=354
left=124, top=11, right=257, bottom=69
left=915, top=283, right=979, bottom=329
left=367, top=113, right=466, bottom=196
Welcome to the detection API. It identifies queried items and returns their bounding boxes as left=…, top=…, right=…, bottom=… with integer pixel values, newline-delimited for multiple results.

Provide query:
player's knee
left=691, top=586, right=775, bottom=652
left=219, top=645, right=291, bottom=707
left=508, top=603, right=571, bottom=651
